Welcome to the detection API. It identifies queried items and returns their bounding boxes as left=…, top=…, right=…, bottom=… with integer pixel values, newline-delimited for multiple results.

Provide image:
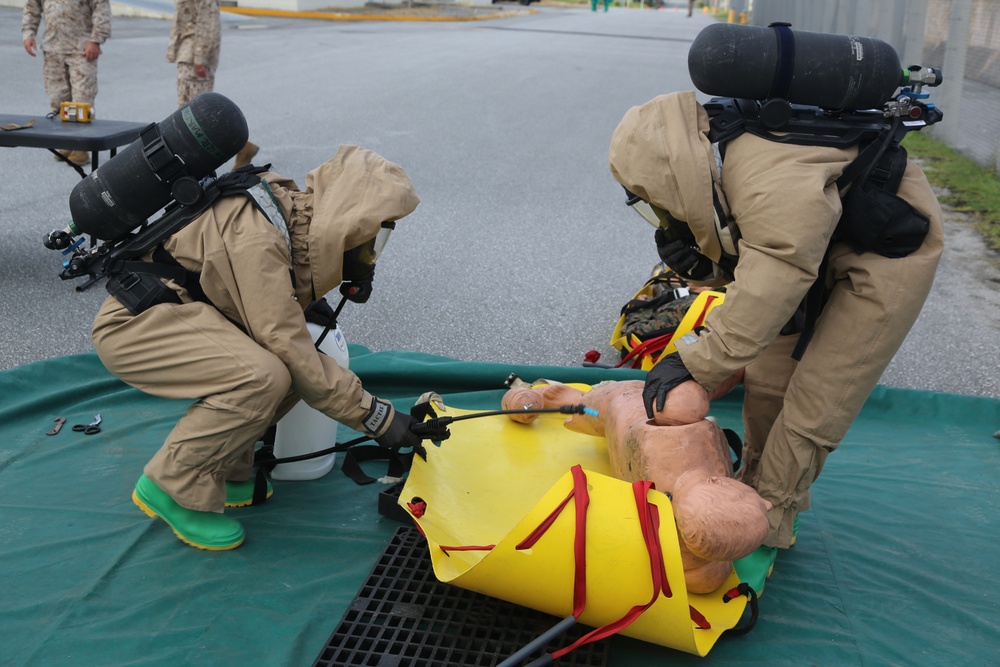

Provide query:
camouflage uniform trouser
left=176, top=61, right=215, bottom=108
left=42, top=52, right=97, bottom=115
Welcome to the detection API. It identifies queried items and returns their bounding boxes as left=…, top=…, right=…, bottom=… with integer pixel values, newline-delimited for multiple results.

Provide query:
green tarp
left=2, top=348, right=998, bottom=665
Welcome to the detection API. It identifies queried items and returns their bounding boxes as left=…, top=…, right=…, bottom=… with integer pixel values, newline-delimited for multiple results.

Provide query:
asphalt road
left=1, top=5, right=998, bottom=399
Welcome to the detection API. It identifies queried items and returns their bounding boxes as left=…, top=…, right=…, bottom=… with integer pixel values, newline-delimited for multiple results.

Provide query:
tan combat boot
left=234, top=142, right=259, bottom=169
left=66, top=150, right=90, bottom=166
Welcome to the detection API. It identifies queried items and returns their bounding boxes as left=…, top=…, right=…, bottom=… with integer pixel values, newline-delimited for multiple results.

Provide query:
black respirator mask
left=340, top=221, right=395, bottom=303
left=623, top=188, right=716, bottom=282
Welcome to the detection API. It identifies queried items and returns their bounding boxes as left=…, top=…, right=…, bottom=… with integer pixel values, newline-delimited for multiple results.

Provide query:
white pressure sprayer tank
left=270, top=320, right=349, bottom=480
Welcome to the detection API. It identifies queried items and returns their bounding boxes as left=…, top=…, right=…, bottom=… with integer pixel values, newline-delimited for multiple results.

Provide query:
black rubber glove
left=655, top=228, right=714, bottom=282
left=374, top=409, right=422, bottom=451
left=642, top=353, right=693, bottom=419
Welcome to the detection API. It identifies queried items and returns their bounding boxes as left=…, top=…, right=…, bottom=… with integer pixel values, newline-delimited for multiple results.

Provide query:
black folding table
left=0, top=113, right=148, bottom=177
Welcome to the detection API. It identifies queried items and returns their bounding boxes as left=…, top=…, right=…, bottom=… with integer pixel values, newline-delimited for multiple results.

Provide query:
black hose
left=496, top=615, right=575, bottom=667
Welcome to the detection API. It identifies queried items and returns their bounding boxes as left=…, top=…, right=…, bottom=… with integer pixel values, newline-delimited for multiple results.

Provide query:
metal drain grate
left=314, top=525, right=609, bottom=667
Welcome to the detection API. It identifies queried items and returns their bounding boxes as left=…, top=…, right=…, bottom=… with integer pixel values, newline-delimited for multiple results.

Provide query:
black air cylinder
left=688, top=23, right=903, bottom=110
left=69, top=92, right=249, bottom=241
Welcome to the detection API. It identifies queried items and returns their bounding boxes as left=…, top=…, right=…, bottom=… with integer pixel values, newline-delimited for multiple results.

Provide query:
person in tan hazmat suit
left=92, top=145, right=422, bottom=551
left=607, top=91, right=944, bottom=590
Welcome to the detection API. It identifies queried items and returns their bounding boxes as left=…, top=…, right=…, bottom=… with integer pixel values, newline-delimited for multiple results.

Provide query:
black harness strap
left=340, top=446, right=413, bottom=486
left=723, top=428, right=744, bottom=471
left=251, top=425, right=278, bottom=506
left=836, top=116, right=905, bottom=192
left=791, top=251, right=830, bottom=361
left=139, top=122, right=188, bottom=184
left=706, top=99, right=925, bottom=361
left=151, top=246, right=210, bottom=303
left=104, top=165, right=271, bottom=269
left=706, top=97, right=890, bottom=149
left=721, top=582, right=760, bottom=636
left=112, top=247, right=208, bottom=303
left=793, top=125, right=911, bottom=361
left=768, top=23, right=796, bottom=102
left=246, top=430, right=415, bottom=505
left=101, top=165, right=278, bottom=315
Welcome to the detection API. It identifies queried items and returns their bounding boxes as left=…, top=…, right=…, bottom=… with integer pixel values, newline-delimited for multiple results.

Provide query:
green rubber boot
left=733, top=545, right=777, bottom=596
left=224, top=478, right=273, bottom=508
left=132, top=474, right=245, bottom=551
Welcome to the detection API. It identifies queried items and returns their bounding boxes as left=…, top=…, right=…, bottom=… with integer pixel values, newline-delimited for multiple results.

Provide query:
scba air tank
left=68, top=92, right=249, bottom=241
left=688, top=23, right=903, bottom=110
left=271, top=316, right=350, bottom=481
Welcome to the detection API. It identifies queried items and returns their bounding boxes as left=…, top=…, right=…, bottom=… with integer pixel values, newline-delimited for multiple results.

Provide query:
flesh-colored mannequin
left=502, top=377, right=769, bottom=594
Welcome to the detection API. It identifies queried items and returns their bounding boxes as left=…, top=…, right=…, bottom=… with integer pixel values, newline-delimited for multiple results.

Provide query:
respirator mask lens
left=369, top=221, right=394, bottom=263
left=342, top=221, right=395, bottom=282
left=626, top=187, right=675, bottom=230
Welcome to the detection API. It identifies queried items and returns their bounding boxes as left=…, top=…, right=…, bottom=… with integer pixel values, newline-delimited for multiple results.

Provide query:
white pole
left=940, top=0, right=972, bottom=147
left=903, top=0, right=928, bottom=68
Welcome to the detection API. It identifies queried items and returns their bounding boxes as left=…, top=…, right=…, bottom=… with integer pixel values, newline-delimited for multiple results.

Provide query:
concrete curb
left=0, top=0, right=533, bottom=22
left=221, top=5, right=535, bottom=22
left=109, top=2, right=172, bottom=19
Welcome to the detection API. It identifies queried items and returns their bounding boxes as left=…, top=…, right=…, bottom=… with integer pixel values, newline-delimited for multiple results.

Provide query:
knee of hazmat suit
left=253, top=145, right=421, bottom=439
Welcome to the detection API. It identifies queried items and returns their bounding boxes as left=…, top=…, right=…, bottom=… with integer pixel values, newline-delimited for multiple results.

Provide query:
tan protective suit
left=93, top=146, right=420, bottom=512
left=609, top=92, right=943, bottom=547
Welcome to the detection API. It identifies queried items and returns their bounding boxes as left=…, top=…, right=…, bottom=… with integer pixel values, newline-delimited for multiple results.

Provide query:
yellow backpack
left=610, top=269, right=725, bottom=371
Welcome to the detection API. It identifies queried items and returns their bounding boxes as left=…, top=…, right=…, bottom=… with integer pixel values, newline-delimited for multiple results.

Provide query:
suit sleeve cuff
left=359, top=392, right=395, bottom=438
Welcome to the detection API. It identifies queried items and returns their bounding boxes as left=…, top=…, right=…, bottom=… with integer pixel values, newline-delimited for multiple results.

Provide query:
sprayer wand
left=410, top=404, right=598, bottom=438
left=256, top=404, right=600, bottom=471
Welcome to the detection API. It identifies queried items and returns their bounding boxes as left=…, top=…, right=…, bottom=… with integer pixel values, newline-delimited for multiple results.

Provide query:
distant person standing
left=167, top=0, right=220, bottom=109
left=167, top=0, right=258, bottom=167
left=22, top=0, right=112, bottom=167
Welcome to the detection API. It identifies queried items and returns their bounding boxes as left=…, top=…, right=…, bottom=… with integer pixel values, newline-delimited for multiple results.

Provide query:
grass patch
left=903, top=131, right=1000, bottom=251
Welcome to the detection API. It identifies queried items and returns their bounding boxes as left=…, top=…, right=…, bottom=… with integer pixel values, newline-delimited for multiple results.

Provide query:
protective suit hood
left=608, top=91, right=728, bottom=264
left=303, top=145, right=420, bottom=298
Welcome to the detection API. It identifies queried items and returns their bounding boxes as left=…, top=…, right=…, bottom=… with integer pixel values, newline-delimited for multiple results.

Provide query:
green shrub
left=904, top=131, right=1000, bottom=251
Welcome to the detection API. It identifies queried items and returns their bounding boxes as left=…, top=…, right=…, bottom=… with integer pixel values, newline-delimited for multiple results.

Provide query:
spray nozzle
left=560, top=405, right=599, bottom=416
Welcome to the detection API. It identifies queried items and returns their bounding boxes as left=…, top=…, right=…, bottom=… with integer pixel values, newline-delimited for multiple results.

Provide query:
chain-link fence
left=700, top=0, right=1000, bottom=176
